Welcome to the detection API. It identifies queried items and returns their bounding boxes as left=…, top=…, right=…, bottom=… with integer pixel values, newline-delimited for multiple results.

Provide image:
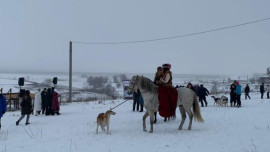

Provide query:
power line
left=73, top=17, right=270, bottom=45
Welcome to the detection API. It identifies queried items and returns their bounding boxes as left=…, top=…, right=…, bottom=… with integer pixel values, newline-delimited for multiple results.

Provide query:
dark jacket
left=245, top=86, right=250, bottom=93
left=20, top=96, right=33, bottom=115
left=138, top=92, right=144, bottom=105
left=45, top=89, right=53, bottom=108
left=260, top=84, right=265, bottom=93
left=133, top=91, right=140, bottom=102
left=198, top=87, right=209, bottom=97
left=230, top=83, right=236, bottom=94
left=41, top=90, right=46, bottom=109
left=0, top=95, right=7, bottom=118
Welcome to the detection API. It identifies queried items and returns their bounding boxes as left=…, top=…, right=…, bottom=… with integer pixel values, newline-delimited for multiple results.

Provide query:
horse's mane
left=137, top=76, right=158, bottom=93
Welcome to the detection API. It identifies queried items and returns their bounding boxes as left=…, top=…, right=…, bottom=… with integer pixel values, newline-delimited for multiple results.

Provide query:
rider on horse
left=155, top=63, right=178, bottom=121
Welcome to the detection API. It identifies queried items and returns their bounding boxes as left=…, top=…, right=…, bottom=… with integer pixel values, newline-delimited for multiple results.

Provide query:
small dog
left=219, top=96, right=228, bottom=106
left=96, top=110, right=116, bottom=134
left=211, top=96, right=220, bottom=106
left=211, top=95, right=228, bottom=106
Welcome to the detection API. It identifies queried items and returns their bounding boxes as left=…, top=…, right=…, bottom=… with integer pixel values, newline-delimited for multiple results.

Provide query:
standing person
left=266, top=85, right=270, bottom=99
left=260, top=83, right=265, bottom=99
left=198, top=84, right=210, bottom=107
left=41, top=88, right=47, bottom=114
left=34, top=88, right=42, bottom=116
left=230, top=81, right=237, bottom=107
left=45, top=88, right=53, bottom=116
left=0, top=94, right=7, bottom=130
left=244, top=84, right=251, bottom=100
left=51, top=89, right=60, bottom=115
left=132, top=90, right=140, bottom=112
left=187, top=82, right=195, bottom=92
left=236, top=81, right=242, bottom=108
left=16, top=90, right=33, bottom=126
left=138, top=90, right=144, bottom=112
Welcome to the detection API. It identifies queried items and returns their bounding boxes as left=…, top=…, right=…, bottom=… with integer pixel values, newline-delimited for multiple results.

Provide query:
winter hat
left=236, top=81, right=239, bottom=85
left=162, top=63, right=171, bottom=69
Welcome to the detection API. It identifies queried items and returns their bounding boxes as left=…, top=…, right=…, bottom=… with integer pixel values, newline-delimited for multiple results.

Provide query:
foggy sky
left=1, top=0, right=270, bottom=76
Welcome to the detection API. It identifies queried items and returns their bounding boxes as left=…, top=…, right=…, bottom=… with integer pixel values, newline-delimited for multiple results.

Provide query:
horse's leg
left=149, top=110, right=154, bottom=133
left=143, top=111, right=149, bottom=132
left=178, top=105, right=186, bottom=130
left=186, top=108, right=194, bottom=130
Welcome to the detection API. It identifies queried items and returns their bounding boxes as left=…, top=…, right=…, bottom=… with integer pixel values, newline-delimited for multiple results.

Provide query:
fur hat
left=157, top=66, right=162, bottom=71
left=162, top=63, right=171, bottom=69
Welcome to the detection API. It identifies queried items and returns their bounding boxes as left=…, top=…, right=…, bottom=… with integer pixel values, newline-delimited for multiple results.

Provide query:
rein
left=110, top=99, right=129, bottom=110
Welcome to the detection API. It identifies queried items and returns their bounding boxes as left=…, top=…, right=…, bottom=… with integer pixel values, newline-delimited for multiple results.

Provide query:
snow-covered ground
left=1, top=93, right=270, bottom=152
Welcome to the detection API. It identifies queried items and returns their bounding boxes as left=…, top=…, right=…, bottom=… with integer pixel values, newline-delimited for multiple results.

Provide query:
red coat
left=158, top=85, right=178, bottom=117
left=51, top=92, right=60, bottom=111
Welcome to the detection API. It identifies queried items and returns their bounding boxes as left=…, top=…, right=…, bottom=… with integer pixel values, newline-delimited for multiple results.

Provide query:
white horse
left=127, top=75, right=204, bottom=133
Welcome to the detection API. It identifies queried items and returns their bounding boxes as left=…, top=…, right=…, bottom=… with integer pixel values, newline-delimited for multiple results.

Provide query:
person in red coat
left=51, top=89, right=60, bottom=115
left=158, top=63, right=177, bottom=122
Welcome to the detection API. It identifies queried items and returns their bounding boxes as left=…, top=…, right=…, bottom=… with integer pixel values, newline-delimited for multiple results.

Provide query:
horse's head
left=127, top=75, right=139, bottom=95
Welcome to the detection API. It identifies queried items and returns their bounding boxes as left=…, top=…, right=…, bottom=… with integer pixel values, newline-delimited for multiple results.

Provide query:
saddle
left=158, top=85, right=178, bottom=117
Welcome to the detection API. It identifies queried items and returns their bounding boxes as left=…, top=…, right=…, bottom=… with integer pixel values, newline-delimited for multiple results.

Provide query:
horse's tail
left=192, top=93, right=204, bottom=122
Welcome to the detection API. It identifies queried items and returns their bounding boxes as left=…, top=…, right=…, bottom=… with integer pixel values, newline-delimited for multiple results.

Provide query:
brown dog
left=96, top=110, right=116, bottom=134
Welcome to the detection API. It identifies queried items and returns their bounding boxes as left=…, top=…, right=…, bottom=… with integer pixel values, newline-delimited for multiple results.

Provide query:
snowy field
left=1, top=93, right=270, bottom=152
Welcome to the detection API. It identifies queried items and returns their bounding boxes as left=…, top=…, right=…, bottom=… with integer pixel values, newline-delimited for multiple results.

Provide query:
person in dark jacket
left=230, top=81, right=237, bottom=107
left=16, top=90, right=33, bottom=126
left=0, top=94, right=7, bottom=130
left=198, top=84, right=209, bottom=107
left=41, top=88, right=47, bottom=114
left=260, top=83, right=265, bottom=99
left=138, top=90, right=144, bottom=112
left=133, top=91, right=140, bottom=111
left=244, top=84, right=251, bottom=100
left=187, top=82, right=195, bottom=92
left=45, top=88, right=53, bottom=116
left=267, top=85, right=270, bottom=99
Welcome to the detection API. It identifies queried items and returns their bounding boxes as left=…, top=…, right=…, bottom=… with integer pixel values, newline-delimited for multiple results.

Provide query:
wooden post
left=69, top=41, right=72, bottom=102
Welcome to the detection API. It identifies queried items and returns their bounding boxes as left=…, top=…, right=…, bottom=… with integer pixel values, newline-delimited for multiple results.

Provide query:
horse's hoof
left=188, top=128, right=191, bottom=130
left=143, top=129, right=147, bottom=132
left=178, top=127, right=182, bottom=130
left=149, top=130, right=153, bottom=133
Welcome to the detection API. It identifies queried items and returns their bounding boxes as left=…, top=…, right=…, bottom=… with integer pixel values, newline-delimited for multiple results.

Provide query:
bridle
left=128, top=76, right=148, bottom=94
left=128, top=76, right=138, bottom=93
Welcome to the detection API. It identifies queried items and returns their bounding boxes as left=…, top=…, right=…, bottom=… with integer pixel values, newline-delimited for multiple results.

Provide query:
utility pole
left=69, top=41, right=72, bottom=102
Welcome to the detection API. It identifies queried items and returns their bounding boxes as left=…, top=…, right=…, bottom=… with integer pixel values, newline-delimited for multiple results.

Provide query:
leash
left=110, top=99, right=129, bottom=110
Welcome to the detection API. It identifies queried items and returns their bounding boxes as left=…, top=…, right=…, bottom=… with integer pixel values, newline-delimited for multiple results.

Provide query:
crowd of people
left=15, top=87, right=61, bottom=126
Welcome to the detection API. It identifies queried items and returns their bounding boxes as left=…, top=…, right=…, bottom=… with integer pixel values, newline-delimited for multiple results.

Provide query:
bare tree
left=210, top=81, right=219, bottom=94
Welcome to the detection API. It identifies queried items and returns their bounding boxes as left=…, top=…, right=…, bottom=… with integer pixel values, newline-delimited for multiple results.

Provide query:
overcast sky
left=1, top=0, right=270, bottom=76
